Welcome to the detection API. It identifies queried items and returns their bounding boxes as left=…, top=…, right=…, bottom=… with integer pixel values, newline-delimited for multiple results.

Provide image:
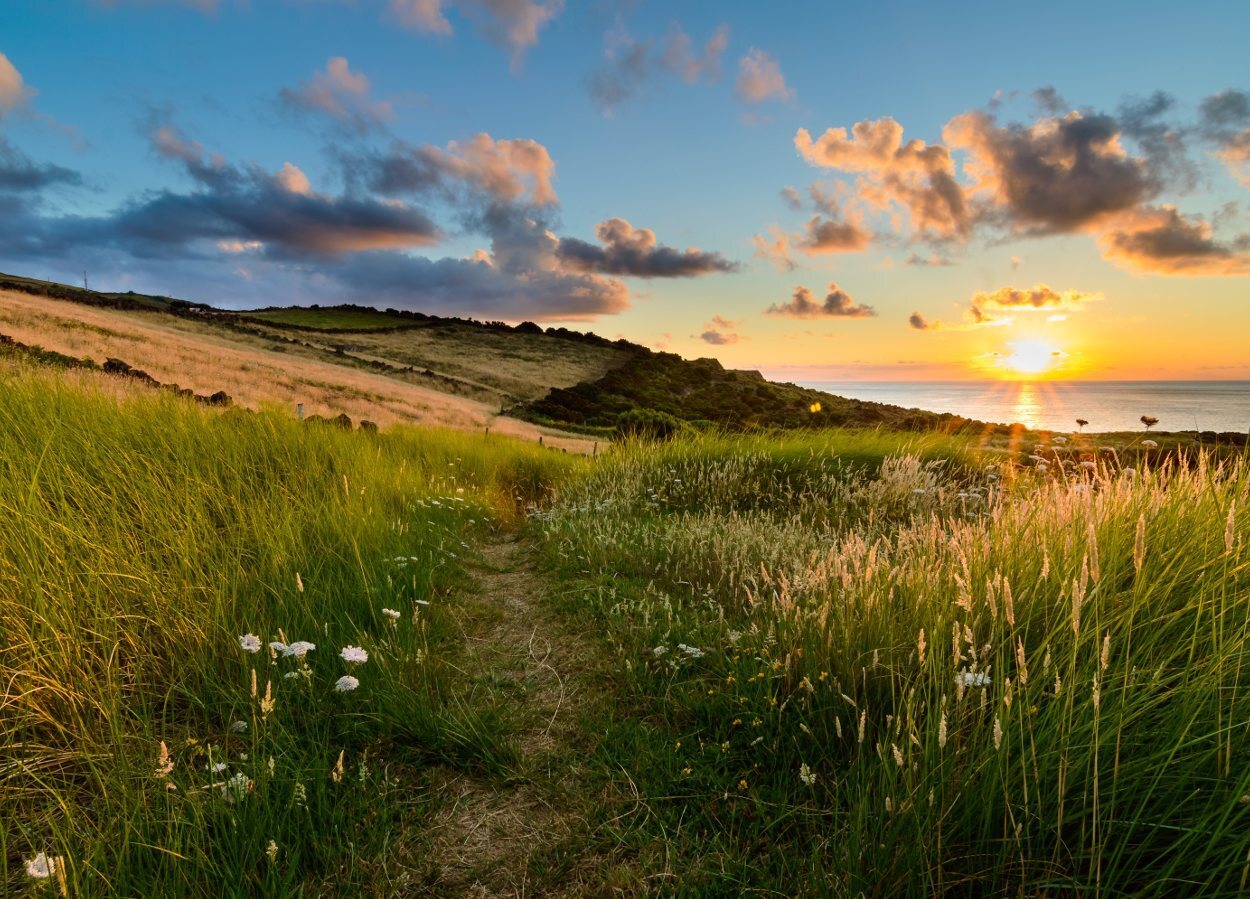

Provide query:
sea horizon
left=793, top=378, right=1250, bottom=434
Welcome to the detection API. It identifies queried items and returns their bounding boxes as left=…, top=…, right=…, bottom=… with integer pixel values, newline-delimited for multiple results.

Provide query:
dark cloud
left=0, top=137, right=81, bottom=192
left=1032, top=86, right=1068, bottom=116
left=344, top=133, right=557, bottom=206
left=766, top=282, right=875, bottom=319
left=945, top=108, right=1156, bottom=235
left=905, top=251, right=953, bottom=267
left=1198, top=89, right=1250, bottom=185
left=1116, top=91, right=1194, bottom=188
left=1098, top=205, right=1250, bottom=274
left=698, top=316, right=741, bottom=344
left=555, top=217, right=738, bottom=277
left=779, top=186, right=802, bottom=210
left=908, top=311, right=937, bottom=330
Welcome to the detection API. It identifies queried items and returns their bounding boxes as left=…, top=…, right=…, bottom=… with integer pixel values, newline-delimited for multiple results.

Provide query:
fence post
left=296, top=403, right=304, bottom=421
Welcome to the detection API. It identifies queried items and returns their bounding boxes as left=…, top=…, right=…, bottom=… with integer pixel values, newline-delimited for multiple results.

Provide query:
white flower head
left=381, top=608, right=401, bottom=620
left=25, top=852, right=63, bottom=880
left=220, top=772, right=250, bottom=803
left=1122, top=467, right=1137, bottom=477
left=1080, top=461, right=1097, bottom=470
left=676, top=643, right=705, bottom=660
left=334, top=675, right=360, bottom=693
left=1142, top=439, right=1158, bottom=448
left=956, top=669, right=992, bottom=688
left=286, top=640, right=317, bottom=660
left=1052, top=436, right=1068, bottom=444
left=652, top=645, right=669, bottom=657
left=230, top=720, right=249, bottom=734
left=340, top=646, right=368, bottom=664
left=799, top=762, right=816, bottom=787
left=239, top=634, right=261, bottom=653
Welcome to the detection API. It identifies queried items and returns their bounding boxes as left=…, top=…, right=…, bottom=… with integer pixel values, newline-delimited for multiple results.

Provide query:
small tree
left=1140, top=415, right=1159, bottom=431
left=1075, top=418, right=1089, bottom=432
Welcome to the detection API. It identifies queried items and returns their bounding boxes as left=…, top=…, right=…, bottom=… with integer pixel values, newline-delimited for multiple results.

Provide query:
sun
left=1001, top=337, right=1065, bottom=378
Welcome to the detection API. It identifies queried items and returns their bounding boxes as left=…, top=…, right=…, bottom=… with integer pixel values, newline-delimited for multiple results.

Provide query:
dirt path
left=423, top=535, right=612, bottom=897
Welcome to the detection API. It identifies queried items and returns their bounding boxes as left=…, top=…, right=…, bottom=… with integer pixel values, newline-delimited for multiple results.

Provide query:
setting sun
left=1001, top=338, right=1065, bottom=378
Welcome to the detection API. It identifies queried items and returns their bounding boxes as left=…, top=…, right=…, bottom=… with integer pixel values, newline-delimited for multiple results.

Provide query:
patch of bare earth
left=422, top=536, right=634, bottom=897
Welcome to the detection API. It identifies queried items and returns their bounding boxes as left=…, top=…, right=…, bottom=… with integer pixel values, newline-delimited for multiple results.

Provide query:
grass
left=533, top=430, right=1250, bottom=895
left=0, top=360, right=582, bottom=896
left=4, top=362, right=1249, bottom=895
left=237, top=308, right=415, bottom=331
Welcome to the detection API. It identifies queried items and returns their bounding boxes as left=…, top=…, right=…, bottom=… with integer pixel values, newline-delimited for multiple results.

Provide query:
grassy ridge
left=534, top=433, right=1250, bottom=894
left=0, top=362, right=581, bottom=896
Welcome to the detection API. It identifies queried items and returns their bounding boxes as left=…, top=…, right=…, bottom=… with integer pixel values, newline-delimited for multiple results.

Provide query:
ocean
left=794, top=380, right=1250, bottom=434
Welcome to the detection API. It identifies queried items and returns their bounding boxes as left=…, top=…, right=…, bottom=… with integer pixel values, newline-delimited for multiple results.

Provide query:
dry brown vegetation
left=0, top=288, right=597, bottom=451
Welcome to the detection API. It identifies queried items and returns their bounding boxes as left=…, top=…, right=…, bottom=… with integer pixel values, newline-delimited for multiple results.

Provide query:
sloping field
left=0, top=288, right=594, bottom=450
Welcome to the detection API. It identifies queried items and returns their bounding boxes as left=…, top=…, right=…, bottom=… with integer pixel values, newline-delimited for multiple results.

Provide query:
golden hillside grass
left=0, top=289, right=595, bottom=451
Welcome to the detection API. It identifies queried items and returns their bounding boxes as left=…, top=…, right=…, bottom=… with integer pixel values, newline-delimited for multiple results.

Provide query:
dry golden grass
left=0, top=289, right=596, bottom=451
left=237, top=316, right=631, bottom=403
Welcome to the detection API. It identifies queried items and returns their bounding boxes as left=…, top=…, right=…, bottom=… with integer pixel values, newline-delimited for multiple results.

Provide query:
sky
left=1, top=0, right=1249, bottom=381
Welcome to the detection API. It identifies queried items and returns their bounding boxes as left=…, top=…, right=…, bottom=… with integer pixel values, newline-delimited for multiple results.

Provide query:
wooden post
left=539, top=435, right=544, bottom=447
left=296, top=403, right=304, bottom=421
left=593, top=441, right=598, bottom=457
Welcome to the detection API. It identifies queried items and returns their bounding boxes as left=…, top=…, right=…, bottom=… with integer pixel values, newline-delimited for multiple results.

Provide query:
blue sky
left=2, top=0, right=1249, bottom=378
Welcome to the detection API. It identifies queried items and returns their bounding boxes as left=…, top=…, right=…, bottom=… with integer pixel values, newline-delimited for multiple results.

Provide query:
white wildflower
left=799, top=763, right=816, bottom=787
left=220, top=772, right=250, bottom=802
left=676, top=644, right=705, bottom=660
left=381, top=608, right=401, bottom=622
left=1142, top=439, right=1158, bottom=449
left=286, top=641, right=316, bottom=658
left=1053, top=436, right=1068, bottom=444
left=1122, top=467, right=1137, bottom=477
left=230, top=720, right=248, bottom=734
left=25, top=852, right=63, bottom=880
left=1080, top=461, right=1097, bottom=470
left=239, top=634, right=261, bottom=653
left=956, top=670, right=991, bottom=688
left=340, top=646, right=368, bottom=664
left=208, top=761, right=228, bottom=774
left=334, top=675, right=360, bottom=693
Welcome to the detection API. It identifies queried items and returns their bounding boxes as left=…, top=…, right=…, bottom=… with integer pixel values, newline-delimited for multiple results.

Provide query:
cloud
left=735, top=49, right=793, bottom=104
left=388, top=0, right=453, bottom=34
left=322, top=204, right=628, bottom=320
left=699, top=315, right=741, bottom=344
left=0, top=137, right=82, bottom=192
left=588, top=21, right=728, bottom=115
left=766, top=283, right=875, bottom=319
left=1097, top=205, right=1250, bottom=275
left=797, top=213, right=871, bottom=254
left=350, top=132, right=557, bottom=206
left=278, top=57, right=395, bottom=134
left=1199, top=89, right=1250, bottom=186
left=661, top=23, right=729, bottom=84
left=905, top=252, right=953, bottom=267
left=456, top=0, right=564, bottom=70
left=555, top=217, right=738, bottom=278
left=967, top=284, right=1098, bottom=323
left=0, top=53, right=33, bottom=119
left=944, top=108, right=1157, bottom=235
left=780, top=186, right=803, bottom=210
left=796, top=118, right=971, bottom=241
left=96, top=0, right=223, bottom=12
left=908, top=311, right=937, bottom=330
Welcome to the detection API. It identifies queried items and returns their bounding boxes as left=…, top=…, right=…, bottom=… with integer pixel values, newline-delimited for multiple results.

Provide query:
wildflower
left=1122, top=467, right=1137, bottom=477
left=334, top=675, right=360, bottom=692
left=332, top=750, right=345, bottom=783
left=1080, top=461, right=1096, bottom=470
left=220, top=772, right=251, bottom=803
left=340, top=646, right=368, bottom=665
left=737, top=779, right=748, bottom=792
left=260, top=680, right=275, bottom=718
left=1100, top=446, right=1116, bottom=453
left=382, top=608, right=401, bottom=623
left=956, top=670, right=991, bottom=688
left=800, top=763, right=816, bottom=787
left=25, top=852, right=63, bottom=880
left=155, top=740, right=174, bottom=778
left=271, top=640, right=316, bottom=658
left=239, top=634, right=261, bottom=653
left=912, top=488, right=927, bottom=495
left=266, top=840, right=279, bottom=863
left=676, top=644, right=705, bottom=660
left=681, top=767, right=692, bottom=776
left=207, top=761, right=228, bottom=774
left=293, top=782, right=307, bottom=807
left=1142, top=439, right=1158, bottom=449
left=652, top=645, right=669, bottom=657
left=230, top=720, right=248, bottom=734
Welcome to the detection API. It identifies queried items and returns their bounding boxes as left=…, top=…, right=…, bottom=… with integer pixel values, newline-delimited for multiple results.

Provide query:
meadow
left=3, top=358, right=1249, bottom=896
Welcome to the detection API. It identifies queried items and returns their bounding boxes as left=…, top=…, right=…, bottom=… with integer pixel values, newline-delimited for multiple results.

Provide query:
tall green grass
left=0, top=362, right=580, bottom=896
left=536, top=431, right=1250, bottom=895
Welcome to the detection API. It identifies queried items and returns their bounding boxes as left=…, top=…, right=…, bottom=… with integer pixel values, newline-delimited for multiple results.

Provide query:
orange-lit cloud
left=1098, top=205, right=1250, bottom=275
left=0, top=53, right=32, bottom=118
left=279, top=57, right=395, bottom=134
left=735, top=49, right=793, bottom=104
